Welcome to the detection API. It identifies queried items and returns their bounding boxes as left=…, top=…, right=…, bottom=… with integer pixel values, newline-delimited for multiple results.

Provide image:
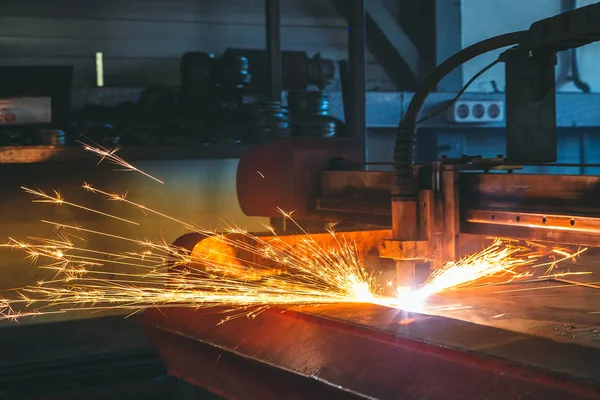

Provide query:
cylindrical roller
left=170, top=233, right=284, bottom=281
left=170, top=229, right=396, bottom=295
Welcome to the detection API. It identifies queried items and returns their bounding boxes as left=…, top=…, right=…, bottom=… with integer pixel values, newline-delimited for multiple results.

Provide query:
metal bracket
left=504, top=49, right=557, bottom=163
left=379, top=239, right=431, bottom=260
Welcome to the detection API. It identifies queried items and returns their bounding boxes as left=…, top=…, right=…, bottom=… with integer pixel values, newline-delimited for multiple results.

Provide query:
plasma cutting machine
left=237, top=3, right=600, bottom=289
left=140, top=5, right=600, bottom=399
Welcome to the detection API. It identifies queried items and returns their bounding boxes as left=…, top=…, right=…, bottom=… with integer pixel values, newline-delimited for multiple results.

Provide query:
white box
left=445, top=100, right=504, bottom=123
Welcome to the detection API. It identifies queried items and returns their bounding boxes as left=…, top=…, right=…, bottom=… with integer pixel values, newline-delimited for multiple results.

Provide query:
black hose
left=393, top=31, right=526, bottom=197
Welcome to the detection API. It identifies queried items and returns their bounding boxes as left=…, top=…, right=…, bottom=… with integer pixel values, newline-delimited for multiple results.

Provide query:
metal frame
left=347, top=0, right=367, bottom=162
left=364, top=0, right=431, bottom=82
left=331, top=0, right=432, bottom=91
left=265, top=0, right=282, bottom=102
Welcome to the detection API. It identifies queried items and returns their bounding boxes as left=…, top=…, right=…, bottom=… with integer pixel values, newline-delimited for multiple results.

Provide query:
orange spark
left=78, top=140, right=164, bottom=184
left=21, top=187, right=138, bottom=225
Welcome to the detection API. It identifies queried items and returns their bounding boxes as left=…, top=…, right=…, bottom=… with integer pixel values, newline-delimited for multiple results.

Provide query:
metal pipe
left=348, top=0, right=367, bottom=162
left=265, top=0, right=282, bottom=102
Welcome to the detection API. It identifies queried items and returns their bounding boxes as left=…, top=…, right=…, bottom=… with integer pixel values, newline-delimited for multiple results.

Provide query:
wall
left=462, top=0, right=599, bottom=92
left=0, top=0, right=395, bottom=90
left=0, top=158, right=268, bottom=326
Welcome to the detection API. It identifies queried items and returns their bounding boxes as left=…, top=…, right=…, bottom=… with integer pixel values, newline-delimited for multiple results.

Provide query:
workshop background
left=0, top=0, right=599, bottom=398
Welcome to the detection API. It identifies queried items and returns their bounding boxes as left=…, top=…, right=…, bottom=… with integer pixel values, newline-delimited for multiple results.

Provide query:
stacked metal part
left=223, top=48, right=335, bottom=91
left=244, top=101, right=291, bottom=143
left=213, top=52, right=251, bottom=127
left=179, top=52, right=213, bottom=116
left=287, top=90, right=338, bottom=138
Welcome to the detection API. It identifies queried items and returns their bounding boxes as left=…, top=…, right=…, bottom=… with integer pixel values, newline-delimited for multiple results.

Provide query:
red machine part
left=236, top=138, right=362, bottom=220
left=4, top=111, right=16, bottom=124
left=139, top=305, right=600, bottom=400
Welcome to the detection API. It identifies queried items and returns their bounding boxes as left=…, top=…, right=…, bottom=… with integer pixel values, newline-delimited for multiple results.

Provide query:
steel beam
left=331, top=0, right=431, bottom=91
left=265, top=0, right=282, bottom=102
left=364, top=0, right=431, bottom=81
left=348, top=0, right=367, bottom=162
left=435, top=0, right=464, bottom=91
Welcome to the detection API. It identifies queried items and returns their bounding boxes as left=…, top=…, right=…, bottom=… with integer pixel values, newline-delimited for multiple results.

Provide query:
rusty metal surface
left=139, top=303, right=600, bottom=400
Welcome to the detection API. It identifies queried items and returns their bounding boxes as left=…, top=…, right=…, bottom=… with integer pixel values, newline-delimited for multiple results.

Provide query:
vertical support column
left=265, top=0, right=282, bottom=235
left=435, top=0, right=463, bottom=91
left=348, top=0, right=367, bottom=162
left=441, top=170, right=460, bottom=263
left=265, top=0, right=282, bottom=102
left=418, top=190, right=434, bottom=243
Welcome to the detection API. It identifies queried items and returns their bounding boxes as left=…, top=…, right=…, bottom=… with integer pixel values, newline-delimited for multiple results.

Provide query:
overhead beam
left=364, top=0, right=431, bottom=80
left=348, top=0, right=367, bottom=161
left=332, top=0, right=433, bottom=90
left=265, top=0, right=282, bottom=102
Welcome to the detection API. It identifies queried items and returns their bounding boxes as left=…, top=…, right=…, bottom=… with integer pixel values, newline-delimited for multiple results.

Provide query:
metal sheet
left=139, top=304, right=600, bottom=400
